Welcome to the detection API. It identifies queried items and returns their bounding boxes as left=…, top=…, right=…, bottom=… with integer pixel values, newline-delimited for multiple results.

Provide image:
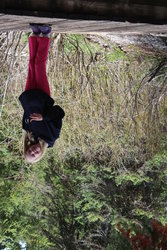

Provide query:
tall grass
left=0, top=32, right=167, bottom=166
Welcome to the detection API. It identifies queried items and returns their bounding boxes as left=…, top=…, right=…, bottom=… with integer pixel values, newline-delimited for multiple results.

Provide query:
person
left=19, top=24, right=65, bottom=163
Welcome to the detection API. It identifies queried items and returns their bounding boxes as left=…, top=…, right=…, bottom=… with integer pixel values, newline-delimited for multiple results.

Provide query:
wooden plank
left=0, top=0, right=167, bottom=24
left=0, top=14, right=167, bottom=34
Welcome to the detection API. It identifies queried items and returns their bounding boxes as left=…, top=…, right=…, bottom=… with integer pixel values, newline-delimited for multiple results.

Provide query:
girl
left=19, top=24, right=65, bottom=163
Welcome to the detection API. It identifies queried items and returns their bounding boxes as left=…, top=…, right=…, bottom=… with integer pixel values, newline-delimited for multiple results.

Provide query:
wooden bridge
left=0, top=0, right=167, bottom=33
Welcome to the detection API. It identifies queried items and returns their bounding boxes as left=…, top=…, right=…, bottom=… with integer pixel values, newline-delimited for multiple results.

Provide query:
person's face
left=25, top=143, right=41, bottom=162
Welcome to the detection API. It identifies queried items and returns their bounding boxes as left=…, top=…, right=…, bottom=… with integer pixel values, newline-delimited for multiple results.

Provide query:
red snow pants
left=25, top=36, right=50, bottom=96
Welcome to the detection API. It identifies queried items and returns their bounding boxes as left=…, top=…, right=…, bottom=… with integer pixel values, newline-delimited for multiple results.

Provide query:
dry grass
left=0, top=32, right=167, bottom=167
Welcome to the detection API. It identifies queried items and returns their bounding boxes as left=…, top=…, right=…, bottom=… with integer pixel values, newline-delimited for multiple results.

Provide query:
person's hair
left=23, top=130, right=48, bottom=163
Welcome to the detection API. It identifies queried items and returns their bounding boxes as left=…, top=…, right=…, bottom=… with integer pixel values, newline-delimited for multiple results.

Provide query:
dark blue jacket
left=19, top=89, right=65, bottom=147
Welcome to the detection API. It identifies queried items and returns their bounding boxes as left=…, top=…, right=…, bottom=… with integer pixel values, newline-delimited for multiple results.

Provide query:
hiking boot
left=39, top=25, right=52, bottom=36
left=29, top=23, right=41, bottom=35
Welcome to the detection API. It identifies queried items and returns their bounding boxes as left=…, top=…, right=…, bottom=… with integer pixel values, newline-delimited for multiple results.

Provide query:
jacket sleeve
left=43, top=105, right=65, bottom=129
left=22, top=116, right=25, bottom=130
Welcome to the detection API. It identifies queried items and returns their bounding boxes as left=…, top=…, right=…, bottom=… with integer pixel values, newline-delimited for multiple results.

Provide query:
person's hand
left=30, top=113, right=43, bottom=122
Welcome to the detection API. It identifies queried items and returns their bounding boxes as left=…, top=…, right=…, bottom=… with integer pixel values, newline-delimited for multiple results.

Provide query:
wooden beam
left=0, top=14, right=167, bottom=34
left=0, top=0, right=167, bottom=24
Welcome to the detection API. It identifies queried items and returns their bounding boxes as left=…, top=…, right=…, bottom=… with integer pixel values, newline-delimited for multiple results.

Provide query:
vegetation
left=0, top=32, right=167, bottom=249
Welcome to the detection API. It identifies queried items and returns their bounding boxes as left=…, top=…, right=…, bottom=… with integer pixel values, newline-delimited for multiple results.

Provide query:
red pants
left=25, top=36, right=50, bottom=96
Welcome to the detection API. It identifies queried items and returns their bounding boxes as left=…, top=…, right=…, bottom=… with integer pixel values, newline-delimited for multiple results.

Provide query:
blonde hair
left=23, top=130, right=48, bottom=163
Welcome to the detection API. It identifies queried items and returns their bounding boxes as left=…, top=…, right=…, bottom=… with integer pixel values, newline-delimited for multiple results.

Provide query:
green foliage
left=106, top=46, right=127, bottom=61
left=63, top=34, right=102, bottom=56
left=146, top=149, right=167, bottom=170
left=107, top=228, right=133, bottom=250
left=115, top=172, right=150, bottom=186
left=21, top=33, right=30, bottom=43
